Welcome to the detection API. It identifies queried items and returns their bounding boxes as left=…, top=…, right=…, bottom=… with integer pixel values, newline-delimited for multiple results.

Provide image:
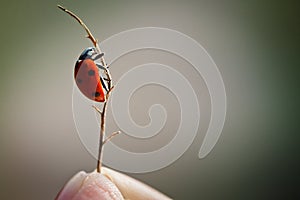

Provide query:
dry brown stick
left=96, top=86, right=114, bottom=172
left=58, top=5, right=115, bottom=173
left=97, top=101, right=106, bottom=173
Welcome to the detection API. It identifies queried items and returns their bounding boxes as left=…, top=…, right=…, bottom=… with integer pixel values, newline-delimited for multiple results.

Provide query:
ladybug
left=74, top=47, right=109, bottom=102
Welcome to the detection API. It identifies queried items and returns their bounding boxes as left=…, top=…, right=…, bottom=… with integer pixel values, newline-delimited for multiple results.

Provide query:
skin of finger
left=102, top=167, right=172, bottom=200
left=56, top=171, right=124, bottom=200
left=55, top=171, right=87, bottom=200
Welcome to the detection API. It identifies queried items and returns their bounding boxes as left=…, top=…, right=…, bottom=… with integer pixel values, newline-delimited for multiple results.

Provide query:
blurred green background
left=0, top=0, right=299, bottom=199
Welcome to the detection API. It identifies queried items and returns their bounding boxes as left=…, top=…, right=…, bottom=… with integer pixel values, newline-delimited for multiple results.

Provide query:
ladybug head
left=78, top=47, right=97, bottom=60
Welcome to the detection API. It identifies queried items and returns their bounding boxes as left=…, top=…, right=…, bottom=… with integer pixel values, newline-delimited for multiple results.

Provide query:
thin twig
left=92, top=105, right=102, bottom=115
left=57, top=5, right=98, bottom=47
left=97, top=101, right=106, bottom=173
left=103, top=131, right=121, bottom=145
left=58, top=5, right=117, bottom=173
left=96, top=86, right=114, bottom=172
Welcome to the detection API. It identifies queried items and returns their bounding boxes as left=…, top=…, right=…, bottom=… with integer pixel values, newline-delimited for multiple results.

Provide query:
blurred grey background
left=0, top=0, right=299, bottom=199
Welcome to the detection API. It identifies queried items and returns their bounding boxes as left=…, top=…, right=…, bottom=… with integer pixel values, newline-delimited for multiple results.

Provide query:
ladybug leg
left=95, top=63, right=106, bottom=70
left=98, top=62, right=110, bottom=69
left=96, top=62, right=110, bottom=92
left=102, top=76, right=111, bottom=91
left=100, top=76, right=109, bottom=92
left=94, top=53, right=109, bottom=69
left=93, top=52, right=104, bottom=60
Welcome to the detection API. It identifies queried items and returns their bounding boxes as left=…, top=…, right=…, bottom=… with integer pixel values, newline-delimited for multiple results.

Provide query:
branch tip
left=57, top=5, right=64, bottom=11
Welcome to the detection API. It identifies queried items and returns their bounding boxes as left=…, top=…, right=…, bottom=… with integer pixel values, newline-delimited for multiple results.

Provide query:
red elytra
left=74, top=58, right=106, bottom=102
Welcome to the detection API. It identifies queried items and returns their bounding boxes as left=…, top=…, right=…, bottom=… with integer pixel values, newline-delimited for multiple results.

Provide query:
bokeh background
left=0, top=0, right=299, bottom=199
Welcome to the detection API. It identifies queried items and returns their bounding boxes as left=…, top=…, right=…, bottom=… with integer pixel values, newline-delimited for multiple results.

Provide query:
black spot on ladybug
left=77, top=79, right=82, bottom=83
left=92, top=92, right=100, bottom=97
left=88, top=70, right=95, bottom=76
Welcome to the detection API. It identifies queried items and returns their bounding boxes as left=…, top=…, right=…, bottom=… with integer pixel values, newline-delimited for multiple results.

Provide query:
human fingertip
left=56, top=171, right=124, bottom=200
